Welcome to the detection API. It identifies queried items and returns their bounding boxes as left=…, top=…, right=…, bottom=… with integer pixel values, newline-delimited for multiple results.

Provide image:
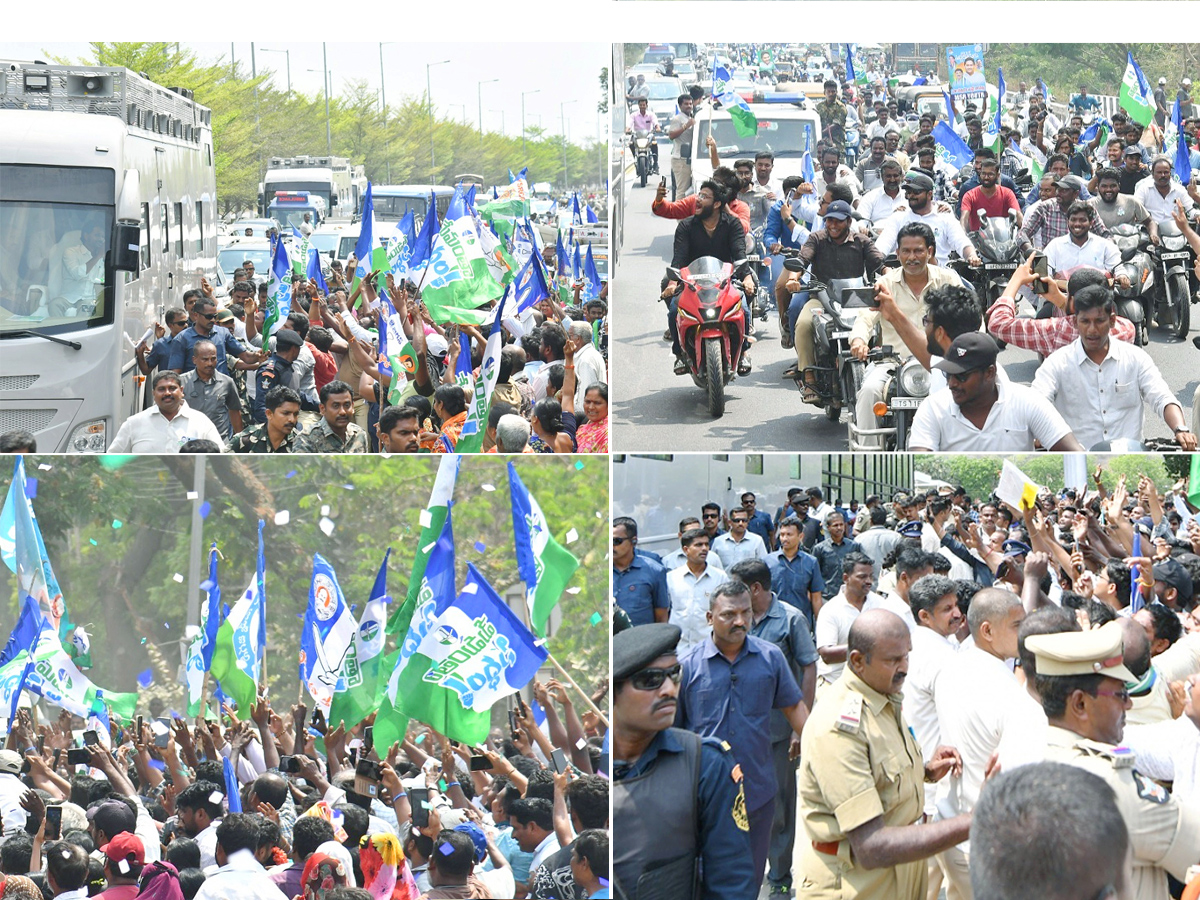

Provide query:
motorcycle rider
left=1134, top=156, right=1200, bottom=231
left=630, top=97, right=660, bottom=175
left=1032, top=284, right=1197, bottom=450
left=854, top=137, right=889, bottom=193
left=812, top=146, right=860, bottom=203
left=884, top=130, right=910, bottom=172
left=662, top=179, right=755, bottom=376
left=1044, top=201, right=1123, bottom=281
left=784, top=199, right=886, bottom=402
left=753, top=151, right=782, bottom=200
left=849, top=221, right=961, bottom=447
left=766, top=175, right=817, bottom=346
left=954, top=148, right=1026, bottom=215
left=903, top=115, right=935, bottom=156
left=1025, top=154, right=1093, bottom=206
left=959, top=157, right=1023, bottom=232
left=874, top=171, right=981, bottom=267
left=1090, top=167, right=1154, bottom=237
left=1019, top=174, right=1110, bottom=253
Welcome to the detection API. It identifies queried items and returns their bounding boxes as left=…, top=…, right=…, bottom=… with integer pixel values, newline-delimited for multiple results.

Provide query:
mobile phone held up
left=1030, top=251, right=1049, bottom=294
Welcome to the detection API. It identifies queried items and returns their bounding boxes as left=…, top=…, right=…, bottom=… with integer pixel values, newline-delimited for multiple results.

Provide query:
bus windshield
left=372, top=194, right=430, bottom=222
left=697, top=117, right=816, bottom=158
left=0, top=165, right=116, bottom=335
left=264, top=180, right=332, bottom=210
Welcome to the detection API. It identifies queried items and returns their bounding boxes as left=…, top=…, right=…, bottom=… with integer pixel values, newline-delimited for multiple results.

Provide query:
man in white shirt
left=1044, top=201, right=1121, bottom=277
left=195, top=813, right=289, bottom=900
left=666, top=528, right=727, bottom=653
left=175, top=781, right=226, bottom=871
left=932, top=588, right=1026, bottom=898
left=901, top=574, right=964, bottom=815
left=1031, top=285, right=1195, bottom=450
left=856, top=159, right=907, bottom=224
left=865, top=105, right=903, bottom=143
left=710, top=506, right=768, bottom=570
left=909, top=333, right=1083, bottom=452
left=1134, top=156, right=1200, bottom=225
left=874, top=171, right=981, bottom=267
left=49, top=220, right=107, bottom=317
left=814, top=551, right=910, bottom=684
left=811, top=147, right=860, bottom=203
left=567, top=322, right=606, bottom=409
left=107, top=371, right=226, bottom=453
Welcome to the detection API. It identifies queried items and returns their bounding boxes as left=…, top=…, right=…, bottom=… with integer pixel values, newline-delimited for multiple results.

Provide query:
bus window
left=140, top=202, right=150, bottom=272
left=174, top=202, right=184, bottom=259
left=195, top=200, right=204, bottom=254
left=160, top=204, right=168, bottom=257
left=437, top=195, right=451, bottom=218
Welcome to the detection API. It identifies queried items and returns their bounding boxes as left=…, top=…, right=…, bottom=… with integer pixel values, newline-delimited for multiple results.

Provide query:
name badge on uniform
left=837, top=693, right=863, bottom=732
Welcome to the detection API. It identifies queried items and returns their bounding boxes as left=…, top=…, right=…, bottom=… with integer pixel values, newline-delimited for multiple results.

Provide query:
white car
left=643, top=77, right=685, bottom=132
left=688, top=100, right=822, bottom=197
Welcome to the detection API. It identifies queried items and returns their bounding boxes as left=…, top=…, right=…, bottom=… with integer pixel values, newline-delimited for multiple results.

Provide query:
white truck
left=260, top=155, right=366, bottom=223
left=0, top=59, right=218, bottom=451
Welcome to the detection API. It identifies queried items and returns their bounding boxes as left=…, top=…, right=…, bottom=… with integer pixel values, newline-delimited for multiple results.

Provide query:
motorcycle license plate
left=984, top=263, right=1017, bottom=271
left=830, top=331, right=852, bottom=340
left=890, top=397, right=922, bottom=410
left=1161, top=251, right=1191, bottom=261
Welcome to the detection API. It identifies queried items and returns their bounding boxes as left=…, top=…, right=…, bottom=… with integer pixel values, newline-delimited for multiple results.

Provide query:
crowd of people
left=642, top=43, right=1200, bottom=451
left=0, top=676, right=611, bottom=900
left=1, top=244, right=608, bottom=456
left=613, top=467, right=1200, bottom=898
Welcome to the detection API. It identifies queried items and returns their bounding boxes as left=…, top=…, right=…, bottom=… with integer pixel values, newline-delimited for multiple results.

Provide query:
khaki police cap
left=1025, top=620, right=1137, bottom=682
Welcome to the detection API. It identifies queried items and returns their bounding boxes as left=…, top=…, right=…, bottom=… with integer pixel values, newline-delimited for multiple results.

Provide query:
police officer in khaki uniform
left=796, top=609, right=975, bottom=900
left=1026, top=621, right=1200, bottom=900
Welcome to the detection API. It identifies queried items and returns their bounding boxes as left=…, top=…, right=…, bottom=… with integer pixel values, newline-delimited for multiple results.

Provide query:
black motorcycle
left=1152, top=219, right=1197, bottom=339
left=1110, top=223, right=1153, bottom=346
left=963, top=210, right=1023, bottom=313
left=632, top=129, right=657, bottom=188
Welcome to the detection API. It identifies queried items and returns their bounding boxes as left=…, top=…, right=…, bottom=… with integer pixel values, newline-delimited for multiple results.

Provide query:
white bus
left=0, top=59, right=218, bottom=451
left=260, top=156, right=366, bottom=222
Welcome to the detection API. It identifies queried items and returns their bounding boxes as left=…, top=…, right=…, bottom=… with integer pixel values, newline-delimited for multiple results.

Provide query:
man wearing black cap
left=1032, top=284, right=1194, bottom=450
left=787, top=198, right=885, bottom=402
left=1152, top=557, right=1194, bottom=610
left=250, top=328, right=304, bottom=424
left=1119, top=145, right=1150, bottom=196
left=909, top=332, right=1083, bottom=452
left=1020, top=173, right=1111, bottom=253
left=874, top=171, right=981, bottom=267
left=612, top=623, right=757, bottom=900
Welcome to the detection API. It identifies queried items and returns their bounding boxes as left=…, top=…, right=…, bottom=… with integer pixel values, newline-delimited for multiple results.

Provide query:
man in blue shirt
left=136, top=307, right=188, bottom=376
left=676, top=581, right=809, bottom=895
left=169, top=297, right=265, bottom=376
left=739, top=491, right=775, bottom=549
left=730, top=559, right=817, bottom=898
left=613, top=517, right=670, bottom=626
left=811, top=511, right=865, bottom=585
left=613, top=623, right=757, bottom=900
left=768, top=516, right=826, bottom=629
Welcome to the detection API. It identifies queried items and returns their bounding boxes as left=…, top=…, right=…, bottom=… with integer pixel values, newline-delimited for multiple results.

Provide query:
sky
left=0, top=42, right=609, bottom=144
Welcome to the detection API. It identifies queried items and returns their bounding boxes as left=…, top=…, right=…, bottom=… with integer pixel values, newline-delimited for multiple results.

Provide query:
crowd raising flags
left=2, top=458, right=588, bottom=751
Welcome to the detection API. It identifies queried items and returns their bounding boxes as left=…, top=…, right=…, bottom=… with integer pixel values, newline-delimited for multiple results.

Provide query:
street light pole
left=521, top=89, right=540, bottom=168
left=323, top=43, right=331, bottom=155
left=561, top=100, right=576, bottom=190
left=260, top=48, right=290, bottom=93
left=426, top=59, right=451, bottom=183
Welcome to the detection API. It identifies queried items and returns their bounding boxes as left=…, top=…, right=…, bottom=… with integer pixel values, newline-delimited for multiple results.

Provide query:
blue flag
left=570, top=193, right=583, bottom=226
left=508, top=168, right=516, bottom=183
left=1130, top=529, right=1144, bottom=614
left=1081, top=118, right=1105, bottom=145
left=291, top=225, right=303, bottom=240
left=256, top=520, right=267, bottom=664
left=583, top=243, right=602, bottom=300
left=942, top=90, right=955, bottom=122
left=300, top=553, right=356, bottom=709
left=354, top=182, right=376, bottom=281
left=993, top=68, right=1006, bottom=135
left=931, top=121, right=975, bottom=172
left=447, top=183, right=471, bottom=222
left=202, top=545, right=221, bottom=667
left=585, top=203, right=598, bottom=224
left=456, top=332, right=474, bottom=383
left=0, top=595, right=43, bottom=668
left=572, top=242, right=583, bottom=281
left=802, top=128, right=815, bottom=185
left=514, top=253, right=551, bottom=313
left=1174, top=98, right=1193, bottom=186
left=407, top=192, right=440, bottom=271
left=263, top=238, right=292, bottom=335
left=844, top=45, right=856, bottom=84
left=555, top=232, right=570, bottom=276
left=400, top=209, right=417, bottom=249
left=223, top=756, right=242, bottom=812
left=305, top=247, right=328, bottom=295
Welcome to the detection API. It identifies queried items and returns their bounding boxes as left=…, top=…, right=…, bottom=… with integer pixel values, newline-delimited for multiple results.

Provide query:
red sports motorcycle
left=668, top=256, right=749, bottom=417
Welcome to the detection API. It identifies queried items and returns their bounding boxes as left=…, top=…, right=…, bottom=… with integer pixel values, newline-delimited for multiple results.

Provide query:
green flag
left=327, top=550, right=391, bottom=732
left=1119, top=53, right=1155, bottom=127
left=372, top=458, right=462, bottom=751
left=208, top=575, right=264, bottom=715
left=1189, top=455, right=1200, bottom=509
left=417, top=217, right=504, bottom=326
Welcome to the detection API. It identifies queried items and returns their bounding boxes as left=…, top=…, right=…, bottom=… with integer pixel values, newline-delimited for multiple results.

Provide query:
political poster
left=947, top=44, right=987, bottom=103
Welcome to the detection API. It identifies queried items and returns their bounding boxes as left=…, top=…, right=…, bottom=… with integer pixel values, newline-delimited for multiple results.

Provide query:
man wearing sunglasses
left=613, top=517, right=670, bottom=627
left=168, top=297, right=267, bottom=377
left=908, top=332, right=1084, bottom=453
left=1027, top=621, right=1200, bottom=897
left=612, top=623, right=758, bottom=900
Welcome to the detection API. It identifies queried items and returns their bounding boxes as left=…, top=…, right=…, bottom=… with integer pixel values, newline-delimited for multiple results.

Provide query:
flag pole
left=544, top=650, right=609, bottom=729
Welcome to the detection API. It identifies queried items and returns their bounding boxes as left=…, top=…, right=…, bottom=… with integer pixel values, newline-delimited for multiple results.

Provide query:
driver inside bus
left=49, top=216, right=107, bottom=318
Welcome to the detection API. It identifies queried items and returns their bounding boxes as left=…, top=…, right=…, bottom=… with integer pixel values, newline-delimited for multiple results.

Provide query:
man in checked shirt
left=986, top=259, right=1137, bottom=355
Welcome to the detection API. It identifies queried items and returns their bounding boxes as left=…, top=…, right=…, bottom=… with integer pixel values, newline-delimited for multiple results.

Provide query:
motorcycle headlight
left=1163, top=236, right=1187, bottom=252
left=897, top=358, right=931, bottom=398
left=67, top=418, right=107, bottom=453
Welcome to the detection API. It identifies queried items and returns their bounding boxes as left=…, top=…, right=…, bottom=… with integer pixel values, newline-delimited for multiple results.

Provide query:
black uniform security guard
left=251, top=328, right=303, bottom=424
left=612, top=623, right=758, bottom=900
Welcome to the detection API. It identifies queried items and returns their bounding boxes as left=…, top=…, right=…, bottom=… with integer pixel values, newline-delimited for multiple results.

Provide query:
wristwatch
left=1174, top=427, right=1192, bottom=435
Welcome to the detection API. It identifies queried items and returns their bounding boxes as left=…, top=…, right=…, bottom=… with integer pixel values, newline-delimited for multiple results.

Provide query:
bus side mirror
left=112, top=223, right=140, bottom=272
